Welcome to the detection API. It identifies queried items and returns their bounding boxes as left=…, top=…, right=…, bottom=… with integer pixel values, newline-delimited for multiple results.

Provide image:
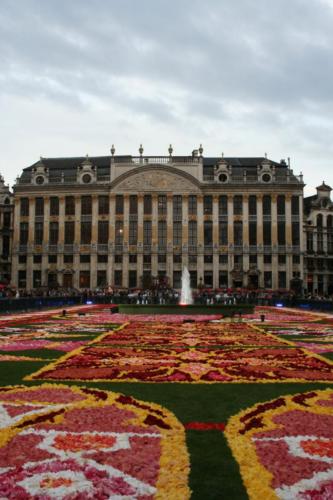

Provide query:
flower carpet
left=0, top=384, right=190, bottom=499
left=225, top=388, right=333, bottom=499
left=27, top=321, right=333, bottom=383
left=0, top=304, right=333, bottom=498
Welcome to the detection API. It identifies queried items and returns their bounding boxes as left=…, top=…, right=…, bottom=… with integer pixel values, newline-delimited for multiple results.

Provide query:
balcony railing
left=97, top=244, right=108, bottom=253
left=64, top=244, right=74, bottom=253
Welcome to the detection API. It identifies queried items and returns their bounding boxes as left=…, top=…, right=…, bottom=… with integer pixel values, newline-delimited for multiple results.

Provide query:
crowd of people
left=1, top=285, right=333, bottom=306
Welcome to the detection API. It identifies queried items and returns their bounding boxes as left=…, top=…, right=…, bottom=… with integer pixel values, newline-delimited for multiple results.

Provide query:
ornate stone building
left=304, top=182, right=333, bottom=295
left=0, top=175, right=14, bottom=285
left=10, top=147, right=305, bottom=291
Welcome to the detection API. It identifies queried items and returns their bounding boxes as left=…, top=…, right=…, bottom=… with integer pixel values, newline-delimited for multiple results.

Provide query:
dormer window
left=218, top=173, right=228, bottom=183
left=36, top=175, right=45, bottom=185
left=82, top=174, right=92, bottom=184
left=262, top=173, right=271, bottom=183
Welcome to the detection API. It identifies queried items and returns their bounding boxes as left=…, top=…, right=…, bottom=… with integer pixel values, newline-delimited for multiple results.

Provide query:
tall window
left=307, top=232, right=314, bottom=252
left=50, top=197, right=59, bottom=216
left=79, top=271, right=90, bottom=288
left=3, top=213, right=10, bottom=228
left=2, top=235, right=9, bottom=256
left=158, top=195, right=167, bottom=215
left=114, top=270, right=122, bottom=287
left=34, top=222, right=43, bottom=244
left=292, top=222, right=300, bottom=246
left=263, top=221, right=271, bottom=245
left=234, top=221, right=243, bottom=245
left=219, top=221, right=228, bottom=245
left=219, top=195, right=228, bottom=216
left=33, top=270, right=42, bottom=289
left=291, top=196, right=300, bottom=215
left=81, top=196, right=92, bottom=215
left=263, top=195, right=271, bottom=216
left=18, top=270, right=27, bottom=288
left=173, top=195, right=182, bottom=218
left=49, top=222, right=59, bottom=245
left=35, top=198, right=44, bottom=216
left=143, top=220, right=152, bottom=245
left=173, top=221, right=182, bottom=246
left=233, top=195, right=243, bottom=215
left=188, top=195, right=197, bottom=215
left=158, top=220, right=167, bottom=246
left=115, top=195, right=124, bottom=215
left=129, top=220, right=138, bottom=245
left=277, top=195, right=285, bottom=215
left=129, top=195, right=138, bottom=214
left=249, top=222, right=257, bottom=245
left=317, top=214, right=323, bottom=228
left=115, top=220, right=123, bottom=245
left=327, top=216, right=333, bottom=254
left=65, top=221, right=75, bottom=244
left=98, top=221, right=109, bottom=244
left=203, top=196, right=213, bottom=215
left=204, top=220, right=213, bottom=246
left=278, top=222, right=286, bottom=245
left=65, top=196, right=75, bottom=215
left=248, top=195, right=257, bottom=216
left=81, top=222, right=92, bottom=244
left=20, top=198, right=29, bottom=217
left=188, top=221, right=197, bottom=246
left=144, top=195, right=152, bottom=214
left=97, top=270, right=107, bottom=287
left=20, top=222, right=29, bottom=244
left=98, top=196, right=109, bottom=215
left=278, top=271, right=286, bottom=289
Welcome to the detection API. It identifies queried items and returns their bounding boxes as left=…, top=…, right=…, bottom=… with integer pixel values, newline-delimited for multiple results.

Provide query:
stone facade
left=304, top=182, right=333, bottom=295
left=8, top=148, right=308, bottom=292
left=0, top=175, right=14, bottom=284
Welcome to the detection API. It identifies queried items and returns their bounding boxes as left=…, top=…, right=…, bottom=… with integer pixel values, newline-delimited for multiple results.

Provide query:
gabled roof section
left=316, top=181, right=332, bottom=191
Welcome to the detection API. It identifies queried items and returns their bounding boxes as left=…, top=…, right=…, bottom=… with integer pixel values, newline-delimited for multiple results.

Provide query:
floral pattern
left=27, top=322, right=333, bottom=383
left=225, top=389, right=333, bottom=499
left=0, top=384, right=190, bottom=499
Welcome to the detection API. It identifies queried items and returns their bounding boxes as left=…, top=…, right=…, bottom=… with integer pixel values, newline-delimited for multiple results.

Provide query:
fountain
left=180, top=266, right=193, bottom=305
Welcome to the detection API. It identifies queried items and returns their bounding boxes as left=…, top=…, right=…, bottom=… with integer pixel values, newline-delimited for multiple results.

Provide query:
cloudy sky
left=1, top=0, right=333, bottom=194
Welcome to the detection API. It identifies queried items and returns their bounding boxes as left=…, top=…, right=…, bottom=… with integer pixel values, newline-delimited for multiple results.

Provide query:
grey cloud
left=0, top=0, right=333, bottom=190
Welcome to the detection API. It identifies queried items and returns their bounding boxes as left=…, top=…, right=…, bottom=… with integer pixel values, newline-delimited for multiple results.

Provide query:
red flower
left=185, top=422, right=225, bottom=431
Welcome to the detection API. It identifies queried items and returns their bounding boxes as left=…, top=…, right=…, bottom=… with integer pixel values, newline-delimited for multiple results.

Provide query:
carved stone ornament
left=113, top=169, right=200, bottom=193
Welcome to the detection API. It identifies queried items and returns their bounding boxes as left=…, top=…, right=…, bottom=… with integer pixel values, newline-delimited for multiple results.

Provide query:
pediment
left=112, top=168, right=200, bottom=193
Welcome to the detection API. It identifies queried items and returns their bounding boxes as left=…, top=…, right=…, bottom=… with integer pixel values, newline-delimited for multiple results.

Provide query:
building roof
left=17, top=154, right=299, bottom=184
left=316, top=181, right=332, bottom=191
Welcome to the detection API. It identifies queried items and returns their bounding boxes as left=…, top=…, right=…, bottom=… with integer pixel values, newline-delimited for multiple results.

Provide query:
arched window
left=317, top=214, right=323, bottom=228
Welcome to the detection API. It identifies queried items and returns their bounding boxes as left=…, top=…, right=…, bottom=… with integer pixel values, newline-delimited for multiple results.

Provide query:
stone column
left=152, top=194, right=158, bottom=245
left=73, top=196, right=81, bottom=289
left=137, top=195, right=144, bottom=286
left=90, top=195, right=98, bottom=289
left=213, top=195, right=219, bottom=288
left=108, top=194, right=116, bottom=286
left=42, top=197, right=50, bottom=286
left=11, top=198, right=20, bottom=286
left=197, top=195, right=204, bottom=287
left=227, top=195, right=234, bottom=287
left=256, top=195, right=264, bottom=287
left=271, top=195, right=278, bottom=289
left=26, top=197, right=35, bottom=290
left=182, top=195, right=189, bottom=270
left=165, top=195, right=173, bottom=284
left=151, top=194, right=159, bottom=278
left=298, top=194, right=305, bottom=284
left=242, top=195, right=249, bottom=287
left=285, top=194, right=293, bottom=289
